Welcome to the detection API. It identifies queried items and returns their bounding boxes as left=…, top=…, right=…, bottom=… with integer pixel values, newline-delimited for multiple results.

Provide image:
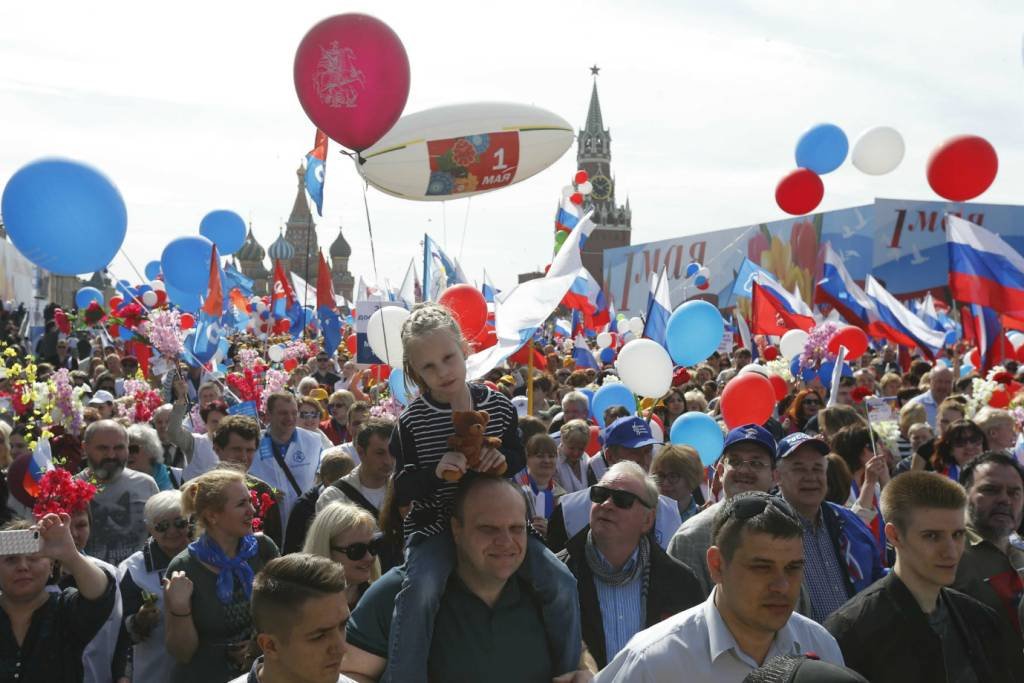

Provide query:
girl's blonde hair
left=400, top=303, right=467, bottom=395
left=526, top=433, right=558, bottom=457
left=181, top=468, right=247, bottom=533
left=303, top=501, right=381, bottom=583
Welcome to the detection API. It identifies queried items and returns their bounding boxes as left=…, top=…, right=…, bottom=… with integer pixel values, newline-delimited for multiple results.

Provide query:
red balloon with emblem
left=439, top=284, right=488, bottom=339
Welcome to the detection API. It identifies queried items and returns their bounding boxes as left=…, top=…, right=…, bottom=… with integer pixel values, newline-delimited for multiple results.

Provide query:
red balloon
left=990, top=386, right=1010, bottom=408
left=179, top=313, right=195, bottom=331
left=586, top=425, right=602, bottom=456
left=345, top=334, right=357, bottom=356
left=570, top=192, right=583, bottom=206
left=775, top=168, right=824, bottom=216
left=927, top=135, right=998, bottom=202
left=769, top=374, right=789, bottom=401
left=762, top=346, right=780, bottom=361
left=472, top=328, right=497, bottom=351
left=283, top=358, right=298, bottom=371
left=720, top=373, right=775, bottom=428
left=155, top=290, right=167, bottom=307
left=109, top=296, right=123, bottom=310
left=273, top=319, right=291, bottom=334
left=574, top=170, right=589, bottom=185
left=369, top=364, right=392, bottom=382
left=439, top=284, right=488, bottom=339
left=827, top=326, right=869, bottom=360
left=293, top=14, right=410, bottom=152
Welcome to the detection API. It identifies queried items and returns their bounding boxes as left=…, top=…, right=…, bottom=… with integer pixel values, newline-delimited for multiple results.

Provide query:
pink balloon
left=294, top=14, right=410, bottom=152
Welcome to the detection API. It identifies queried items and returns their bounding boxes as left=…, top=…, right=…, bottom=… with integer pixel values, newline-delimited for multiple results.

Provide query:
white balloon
left=367, top=307, right=410, bottom=368
left=851, top=126, right=905, bottom=176
left=267, top=345, right=285, bottom=363
left=779, top=329, right=809, bottom=360
left=149, top=280, right=165, bottom=293
left=1010, top=331, right=1024, bottom=350
left=628, top=317, right=645, bottom=336
left=358, top=102, right=574, bottom=201
left=141, top=290, right=158, bottom=307
left=616, top=339, right=673, bottom=398
left=596, top=332, right=613, bottom=349
left=578, top=181, right=593, bottom=195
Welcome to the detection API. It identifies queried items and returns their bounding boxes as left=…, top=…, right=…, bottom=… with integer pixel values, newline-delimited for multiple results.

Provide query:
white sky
left=2, top=0, right=1023, bottom=294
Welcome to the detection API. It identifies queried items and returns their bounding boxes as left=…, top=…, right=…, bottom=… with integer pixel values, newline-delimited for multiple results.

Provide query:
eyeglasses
left=590, top=485, right=653, bottom=510
left=330, top=532, right=385, bottom=561
left=528, top=452, right=557, bottom=460
left=727, top=494, right=799, bottom=524
left=153, top=517, right=191, bottom=533
left=723, top=457, right=771, bottom=472
left=128, top=444, right=141, bottom=454
left=952, top=436, right=984, bottom=448
left=317, top=358, right=330, bottom=363
left=299, top=411, right=320, bottom=420
left=329, top=403, right=347, bottom=409
left=652, top=472, right=683, bottom=485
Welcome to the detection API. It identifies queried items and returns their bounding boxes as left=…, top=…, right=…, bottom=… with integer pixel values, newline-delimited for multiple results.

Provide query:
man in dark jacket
left=825, top=471, right=1023, bottom=682
left=557, top=460, right=703, bottom=667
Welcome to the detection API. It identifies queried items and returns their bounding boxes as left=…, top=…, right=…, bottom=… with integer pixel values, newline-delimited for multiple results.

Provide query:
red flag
left=751, top=281, right=814, bottom=336
left=271, top=259, right=295, bottom=317
left=229, top=288, right=250, bottom=314
left=316, top=250, right=336, bottom=309
left=201, top=246, right=223, bottom=317
left=961, top=306, right=977, bottom=346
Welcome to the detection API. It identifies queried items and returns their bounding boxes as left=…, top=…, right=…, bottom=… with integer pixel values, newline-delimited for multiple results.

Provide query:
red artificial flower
left=32, top=468, right=96, bottom=519
left=672, top=367, right=691, bottom=387
left=118, top=303, right=144, bottom=330
left=992, top=371, right=1014, bottom=386
left=83, top=302, right=107, bottom=326
left=851, top=386, right=872, bottom=404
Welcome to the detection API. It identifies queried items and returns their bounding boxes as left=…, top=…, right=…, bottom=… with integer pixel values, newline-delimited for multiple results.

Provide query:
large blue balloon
left=795, top=123, right=849, bottom=175
left=599, top=347, right=616, bottom=364
left=1, top=158, right=127, bottom=275
left=199, top=210, right=247, bottom=254
left=165, top=282, right=201, bottom=312
left=666, top=300, right=724, bottom=367
left=818, top=360, right=853, bottom=385
left=670, top=412, right=725, bottom=466
left=144, top=260, right=161, bottom=281
left=578, top=388, right=595, bottom=417
left=592, top=382, right=636, bottom=428
left=75, top=287, right=104, bottom=309
left=161, top=236, right=214, bottom=296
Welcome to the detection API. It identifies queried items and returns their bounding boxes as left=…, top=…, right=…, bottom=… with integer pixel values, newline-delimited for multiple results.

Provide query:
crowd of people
left=1, top=298, right=1023, bottom=682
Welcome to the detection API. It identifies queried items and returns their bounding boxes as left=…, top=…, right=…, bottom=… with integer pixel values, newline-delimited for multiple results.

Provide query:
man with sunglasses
left=546, top=416, right=683, bottom=553
left=312, top=352, right=342, bottom=388
left=598, top=491, right=843, bottom=681
left=557, top=461, right=702, bottom=668
left=317, top=418, right=395, bottom=517
left=668, top=424, right=779, bottom=596
left=775, top=433, right=883, bottom=623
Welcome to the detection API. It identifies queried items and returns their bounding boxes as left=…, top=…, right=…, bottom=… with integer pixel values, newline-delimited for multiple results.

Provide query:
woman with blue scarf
left=163, top=467, right=279, bottom=683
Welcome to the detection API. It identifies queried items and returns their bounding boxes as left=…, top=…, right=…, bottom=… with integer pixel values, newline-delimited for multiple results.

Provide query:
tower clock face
left=591, top=174, right=611, bottom=200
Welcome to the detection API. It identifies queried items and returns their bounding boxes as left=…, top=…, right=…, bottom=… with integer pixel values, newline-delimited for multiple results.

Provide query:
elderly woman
left=128, top=423, right=182, bottom=490
left=163, top=468, right=279, bottom=683
left=782, top=389, right=824, bottom=435
left=303, top=501, right=381, bottom=609
left=297, top=395, right=334, bottom=449
left=118, top=490, right=193, bottom=683
left=515, top=434, right=567, bottom=538
left=555, top=419, right=592, bottom=494
left=650, top=444, right=705, bottom=523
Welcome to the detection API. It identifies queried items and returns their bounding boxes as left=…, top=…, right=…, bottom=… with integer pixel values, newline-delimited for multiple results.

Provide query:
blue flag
left=305, top=130, right=328, bottom=216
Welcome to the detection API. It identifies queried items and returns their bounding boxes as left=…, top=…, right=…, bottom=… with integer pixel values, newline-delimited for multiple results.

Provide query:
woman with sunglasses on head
left=931, top=419, right=988, bottom=481
left=118, top=490, right=193, bottom=683
left=303, top=501, right=382, bottom=610
left=127, top=423, right=182, bottom=491
left=782, top=389, right=823, bottom=435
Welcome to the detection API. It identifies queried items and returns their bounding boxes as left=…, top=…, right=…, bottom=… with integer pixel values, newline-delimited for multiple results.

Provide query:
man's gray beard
left=92, top=462, right=124, bottom=482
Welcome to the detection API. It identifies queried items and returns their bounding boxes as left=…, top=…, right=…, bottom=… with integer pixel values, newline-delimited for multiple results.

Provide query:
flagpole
left=527, top=340, right=535, bottom=416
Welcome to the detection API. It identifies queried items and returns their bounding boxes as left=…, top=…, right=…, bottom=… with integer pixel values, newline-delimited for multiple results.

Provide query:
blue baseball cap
left=777, top=432, right=830, bottom=461
left=722, top=424, right=777, bottom=462
left=604, top=416, right=659, bottom=449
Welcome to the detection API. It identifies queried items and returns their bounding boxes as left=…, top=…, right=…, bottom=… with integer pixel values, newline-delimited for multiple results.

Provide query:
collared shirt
left=227, top=656, right=358, bottom=683
left=797, top=510, right=849, bottom=623
left=595, top=588, right=844, bottom=682
left=905, top=390, right=939, bottom=429
left=593, top=547, right=643, bottom=661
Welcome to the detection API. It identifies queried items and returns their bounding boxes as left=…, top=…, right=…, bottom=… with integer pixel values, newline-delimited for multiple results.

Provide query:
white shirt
left=181, top=433, right=219, bottom=481
left=560, top=487, right=682, bottom=550
left=595, top=588, right=843, bottom=682
left=554, top=453, right=591, bottom=494
left=316, top=466, right=386, bottom=512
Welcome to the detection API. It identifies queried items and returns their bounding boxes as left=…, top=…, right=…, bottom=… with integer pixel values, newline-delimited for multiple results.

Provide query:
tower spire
left=585, top=70, right=604, bottom=135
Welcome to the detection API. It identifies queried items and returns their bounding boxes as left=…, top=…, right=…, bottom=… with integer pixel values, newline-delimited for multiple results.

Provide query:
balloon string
left=458, top=196, right=472, bottom=264
left=118, top=248, right=149, bottom=286
left=361, top=181, right=393, bottom=368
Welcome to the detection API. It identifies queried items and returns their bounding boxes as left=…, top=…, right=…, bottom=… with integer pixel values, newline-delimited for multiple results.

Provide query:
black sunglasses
left=590, top=485, right=653, bottom=510
left=330, top=532, right=385, bottom=561
left=154, top=517, right=191, bottom=533
left=727, top=494, right=799, bottom=524
left=128, top=444, right=141, bottom=454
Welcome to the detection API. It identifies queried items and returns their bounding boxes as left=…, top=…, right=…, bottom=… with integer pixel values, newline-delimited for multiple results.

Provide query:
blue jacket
left=820, top=501, right=885, bottom=597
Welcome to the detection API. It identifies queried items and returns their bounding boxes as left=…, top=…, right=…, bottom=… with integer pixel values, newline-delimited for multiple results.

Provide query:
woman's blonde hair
left=400, top=303, right=467, bottom=395
left=651, top=444, right=705, bottom=491
left=181, top=468, right=247, bottom=533
left=302, top=502, right=381, bottom=583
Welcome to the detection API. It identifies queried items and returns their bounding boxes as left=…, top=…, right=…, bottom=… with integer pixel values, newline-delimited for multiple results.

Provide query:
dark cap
left=743, top=655, right=868, bottom=683
left=776, top=433, right=830, bottom=461
left=723, top=424, right=777, bottom=463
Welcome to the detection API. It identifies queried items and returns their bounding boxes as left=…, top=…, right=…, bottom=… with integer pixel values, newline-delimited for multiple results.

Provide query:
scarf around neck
left=584, top=530, right=651, bottom=624
left=188, top=533, right=259, bottom=604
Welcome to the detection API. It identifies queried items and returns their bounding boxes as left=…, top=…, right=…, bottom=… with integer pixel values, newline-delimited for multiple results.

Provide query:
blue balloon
left=389, top=368, right=419, bottom=406
left=165, top=282, right=200, bottom=312
left=144, top=260, right=161, bottom=281
left=161, top=236, right=214, bottom=295
left=199, top=210, right=247, bottom=254
left=599, top=347, right=616, bottom=364
left=1, top=158, right=127, bottom=275
left=685, top=262, right=700, bottom=278
left=578, top=388, right=595, bottom=417
left=670, top=412, right=725, bottom=466
left=795, top=123, right=849, bottom=174
left=592, top=383, right=636, bottom=428
left=818, top=360, right=853, bottom=384
left=75, top=287, right=104, bottom=309
left=790, top=356, right=817, bottom=383
left=666, top=300, right=724, bottom=367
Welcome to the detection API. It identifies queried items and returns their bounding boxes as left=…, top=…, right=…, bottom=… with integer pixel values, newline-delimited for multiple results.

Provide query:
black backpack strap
left=332, top=479, right=380, bottom=517
left=271, top=444, right=302, bottom=497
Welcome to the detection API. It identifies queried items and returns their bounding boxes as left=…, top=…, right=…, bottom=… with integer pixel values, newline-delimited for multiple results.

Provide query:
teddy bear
left=443, top=410, right=505, bottom=482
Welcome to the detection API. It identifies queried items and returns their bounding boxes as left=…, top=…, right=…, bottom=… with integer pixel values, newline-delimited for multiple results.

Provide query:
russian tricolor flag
left=572, top=334, right=599, bottom=369
left=643, top=268, right=672, bottom=348
left=864, top=276, right=945, bottom=357
left=750, top=273, right=815, bottom=336
left=816, top=242, right=879, bottom=330
left=948, top=215, right=1024, bottom=318
left=23, top=439, right=53, bottom=498
left=963, top=303, right=1007, bottom=372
